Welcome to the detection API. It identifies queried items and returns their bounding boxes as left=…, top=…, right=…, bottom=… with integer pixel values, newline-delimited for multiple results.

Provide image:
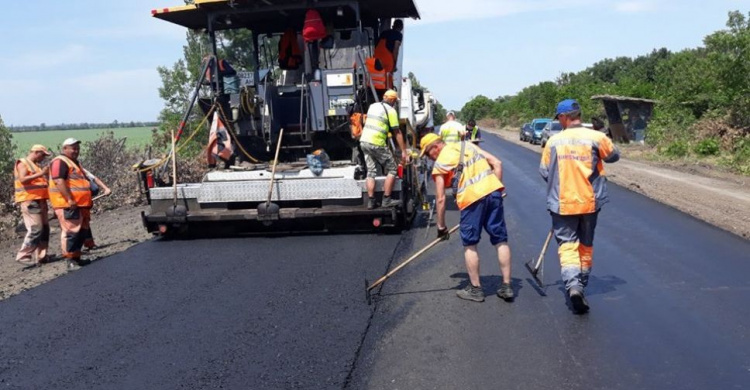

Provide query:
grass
left=11, top=127, right=154, bottom=157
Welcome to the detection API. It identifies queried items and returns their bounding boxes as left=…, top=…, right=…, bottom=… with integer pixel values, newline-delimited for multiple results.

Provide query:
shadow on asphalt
left=450, top=273, right=525, bottom=298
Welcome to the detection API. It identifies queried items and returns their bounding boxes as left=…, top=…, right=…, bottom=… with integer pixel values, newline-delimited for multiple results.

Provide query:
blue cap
left=555, top=99, right=581, bottom=119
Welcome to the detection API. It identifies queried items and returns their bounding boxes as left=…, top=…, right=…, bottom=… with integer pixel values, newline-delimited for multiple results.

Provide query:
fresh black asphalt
left=1, top=134, right=748, bottom=389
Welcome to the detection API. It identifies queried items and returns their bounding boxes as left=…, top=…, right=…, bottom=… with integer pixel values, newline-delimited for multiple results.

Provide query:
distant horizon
left=1, top=0, right=748, bottom=123
left=7, top=120, right=159, bottom=131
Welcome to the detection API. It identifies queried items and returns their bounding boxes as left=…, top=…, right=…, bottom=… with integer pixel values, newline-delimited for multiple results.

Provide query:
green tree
left=460, top=95, right=495, bottom=122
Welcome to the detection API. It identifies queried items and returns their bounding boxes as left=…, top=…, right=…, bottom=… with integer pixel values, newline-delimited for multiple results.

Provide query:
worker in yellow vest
left=13, top=145, right=52, bottom=267
left=360, top=89, right=408, bottom=209
left=465, top=119, right=482, bottom=144
left=439, top=111, right=465, bottom=143
left=49, top=138, right=93, bottom=271
left=419, top=134, right=513, bottom=303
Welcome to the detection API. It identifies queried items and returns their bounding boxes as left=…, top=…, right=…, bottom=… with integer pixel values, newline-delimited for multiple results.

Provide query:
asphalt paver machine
left=141, top=0, right=426, bottom=235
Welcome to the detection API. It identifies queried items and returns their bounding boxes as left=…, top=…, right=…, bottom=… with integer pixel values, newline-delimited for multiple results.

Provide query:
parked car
left=529, top=118, right=551, bottom=144
left=519, top=123, right=533, bottom=141
left=540, top=120, right=563, bottom=147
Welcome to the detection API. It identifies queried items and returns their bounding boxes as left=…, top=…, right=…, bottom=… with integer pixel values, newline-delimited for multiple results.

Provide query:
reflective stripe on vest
left=366, top=57, right=389, bottom=90
left=14, top=158, right=48, bottom=203
left=48, top=156, right=92, bottom=209
left=440, top=121, right=463, bottom=143
left=361, top=103, right=395, bottom=147
left=435, top=143, right=503, bottom=210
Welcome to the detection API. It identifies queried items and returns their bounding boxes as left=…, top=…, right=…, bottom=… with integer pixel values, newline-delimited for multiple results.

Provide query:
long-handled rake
left=365, top=224, right=460, bottom=304
left=525, top=229, right=553, bottom=296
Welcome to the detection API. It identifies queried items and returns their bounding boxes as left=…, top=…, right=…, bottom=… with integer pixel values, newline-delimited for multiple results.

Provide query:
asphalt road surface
left=1, top=134, right=748, bottom=390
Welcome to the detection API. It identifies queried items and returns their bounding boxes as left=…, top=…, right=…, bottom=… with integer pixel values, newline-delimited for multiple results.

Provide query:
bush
left=663, top=140, right=689, bottom=157
left=0, top=116, right=17, bottom=210
left=693, top=138, right=720, bottom=156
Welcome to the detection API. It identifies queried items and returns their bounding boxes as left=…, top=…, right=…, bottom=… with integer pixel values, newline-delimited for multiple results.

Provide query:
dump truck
left=140, top=0, right=425, bottom=235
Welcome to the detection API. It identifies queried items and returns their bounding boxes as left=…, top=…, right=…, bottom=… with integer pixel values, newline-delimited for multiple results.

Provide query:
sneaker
left=569, top=288, right=590, bottom=314
left=367, top=197, right=377, bottom=210
left=496, top=283, right=514, bottom=301
left=67, top=259, right=81, bottom=271
left=456, top=284, right=484, bottom=302
left=381, top=196, right=401, bottom=208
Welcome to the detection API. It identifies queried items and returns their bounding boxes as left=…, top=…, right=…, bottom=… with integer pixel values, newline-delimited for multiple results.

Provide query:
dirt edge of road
left=0, top=206, right=152, bottom=301
left=487, top=127, right=750, bottom=239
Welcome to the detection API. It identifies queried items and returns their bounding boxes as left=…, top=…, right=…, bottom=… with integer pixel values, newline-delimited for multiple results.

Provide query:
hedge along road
left=0, top=134, right=748, bottom=389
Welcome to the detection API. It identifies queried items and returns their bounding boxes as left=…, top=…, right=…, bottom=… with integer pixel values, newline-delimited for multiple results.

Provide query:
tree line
left=9, top=120, right=160, bottom=133
left=459, top=11, right=749, bottom=173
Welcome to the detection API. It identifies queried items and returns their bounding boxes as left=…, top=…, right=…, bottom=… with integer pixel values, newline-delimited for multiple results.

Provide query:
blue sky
left=0, top=0, right=748, bottom=126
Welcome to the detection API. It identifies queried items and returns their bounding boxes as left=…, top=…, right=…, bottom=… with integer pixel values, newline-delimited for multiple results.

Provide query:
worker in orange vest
left=49, top=138, right=93, bottom=271
left=374, top=19, right=403, bottom=73
left=540, top=99, right=620, bottom=314
left=419, top=134, right=514, bottom=303
left=13, top=144, right=52, bottom=267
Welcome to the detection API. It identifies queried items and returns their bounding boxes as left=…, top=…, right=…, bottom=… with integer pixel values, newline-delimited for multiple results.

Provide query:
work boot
left=367, top=197, right=377, bottom=210
left=456, top=284, right=484, bottom=302
left=381, top=196, right=401, bottom=208
left=496, top=283, right=514, bottom=301
left=569, top=288, right=590, bottom=314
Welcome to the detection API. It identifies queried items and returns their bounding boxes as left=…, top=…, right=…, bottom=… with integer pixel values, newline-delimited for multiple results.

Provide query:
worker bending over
left=420, top=134, right=513, bottom=303
left=540, top=99, right=620, bottom=314
left=13, top=145, right=52, bottom=267
left=360, top=89, right=408, bottom=209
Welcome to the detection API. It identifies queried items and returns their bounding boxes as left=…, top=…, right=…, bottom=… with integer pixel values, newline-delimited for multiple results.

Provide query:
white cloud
left=613, top=1, right=655, bottom=13
left=411, top=0, right=599, bottom=24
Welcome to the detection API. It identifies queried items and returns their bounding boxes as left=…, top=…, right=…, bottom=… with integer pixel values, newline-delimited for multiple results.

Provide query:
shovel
left=525, top=228, right=553, bottom=296
left=258, top=128, right=284, bottom=221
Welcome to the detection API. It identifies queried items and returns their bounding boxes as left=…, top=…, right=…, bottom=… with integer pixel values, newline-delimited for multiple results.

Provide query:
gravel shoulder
left=0, top=206, right=152, bottom=301
left=488, top=127, right=750, bottom=239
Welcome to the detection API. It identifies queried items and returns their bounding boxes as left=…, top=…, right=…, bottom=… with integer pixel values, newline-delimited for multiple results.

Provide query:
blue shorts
left=460, top=190, right=508, bottom=247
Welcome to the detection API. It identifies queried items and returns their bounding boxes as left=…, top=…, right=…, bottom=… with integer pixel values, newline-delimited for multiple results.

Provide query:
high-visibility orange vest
left=365, top=57, right=389, bottom=90
left=48, top=156, right=92, bottom=209
left=14, top=158, right=48, bottom=203
left=374, top=38, right=395, bottom=73
left=278, top=28, right=302, bottom=70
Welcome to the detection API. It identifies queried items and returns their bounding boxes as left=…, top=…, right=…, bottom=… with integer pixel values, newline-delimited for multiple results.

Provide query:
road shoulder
left=487, top=128, right=750, bottom=239
left=0, top=206, right=152, bottom=301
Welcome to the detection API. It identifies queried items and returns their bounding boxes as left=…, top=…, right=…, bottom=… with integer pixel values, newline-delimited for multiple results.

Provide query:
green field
left=11, top=127, right=154, bottom=156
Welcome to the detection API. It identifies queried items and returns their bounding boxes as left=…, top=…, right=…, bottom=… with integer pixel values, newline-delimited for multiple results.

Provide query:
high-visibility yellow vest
left=14, top=158, right=48, bottom=203
left=440, top=120, right=464, bottom=143
left=432, top=142, right=504, bottom=209
left=469, top=126, right=480, bottom=140
left=48, top=156, right=92, bottom=209
left=361, top=103, right=399, bottom=147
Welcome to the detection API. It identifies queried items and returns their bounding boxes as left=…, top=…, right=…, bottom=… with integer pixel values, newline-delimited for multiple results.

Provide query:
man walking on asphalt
left=540, top=99, right=620, bottom=314
left=13, top=145, right=52, bottom=267
left=360, top=89, right=408, bottom=209
left=419, top=133, right=513, bottom=302
left=49, top=138, right=93, bottom=271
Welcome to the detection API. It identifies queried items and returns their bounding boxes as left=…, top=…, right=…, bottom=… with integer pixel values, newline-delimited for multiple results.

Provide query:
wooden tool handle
left=367, top=224, right=460, bottom=292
